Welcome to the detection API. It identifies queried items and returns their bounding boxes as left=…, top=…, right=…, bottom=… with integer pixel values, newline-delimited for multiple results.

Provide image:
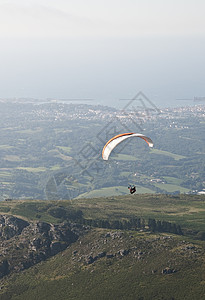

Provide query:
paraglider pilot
left=128, top=185, right=136, bottom=194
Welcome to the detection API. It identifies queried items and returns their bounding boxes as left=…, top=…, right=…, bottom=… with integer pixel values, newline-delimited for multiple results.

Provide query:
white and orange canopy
left=102, top=133, right=153, bottom=160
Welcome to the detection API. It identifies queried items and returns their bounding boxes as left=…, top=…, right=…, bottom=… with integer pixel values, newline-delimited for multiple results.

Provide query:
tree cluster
left=81, top=217, right=183, bottom=235
left=147, top=218, right=183, bottom=235
left=81, top=217, right=145, bottom=230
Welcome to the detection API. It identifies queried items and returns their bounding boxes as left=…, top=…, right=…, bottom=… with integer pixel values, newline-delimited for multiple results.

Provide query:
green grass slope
left=75, top=186, right=155, bottom=198
left=0, top=194, right=205, bottom=299
left=1, top=194, right=205, bottom=231
left=0, top=229, right=205, bottom=300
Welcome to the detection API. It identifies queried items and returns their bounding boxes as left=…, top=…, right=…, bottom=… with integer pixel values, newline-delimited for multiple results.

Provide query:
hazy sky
left=1, top=0, right=205, bottom=107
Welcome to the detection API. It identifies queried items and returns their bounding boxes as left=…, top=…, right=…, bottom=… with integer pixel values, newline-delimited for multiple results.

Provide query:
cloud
left=0, top=1, right=205, bottom=38
left=0, top=2, right=106, bottom=38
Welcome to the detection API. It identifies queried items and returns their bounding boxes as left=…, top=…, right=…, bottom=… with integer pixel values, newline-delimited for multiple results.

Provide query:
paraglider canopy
left=102, top=132, right=153, bottom=160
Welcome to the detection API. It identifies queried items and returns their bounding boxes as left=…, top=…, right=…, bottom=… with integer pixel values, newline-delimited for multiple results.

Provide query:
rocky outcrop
left=0, top=260, right=9, bottom=278
left=161, top=267, right=177, bottom=275
left=0, top=215, right=86, bottom=278
left=118, top=249, right=129, bottom=256
left=0, top=215, right=29, bottom=239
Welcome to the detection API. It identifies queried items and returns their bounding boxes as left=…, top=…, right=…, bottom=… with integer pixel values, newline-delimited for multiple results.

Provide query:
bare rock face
left=97, top=251, right=106, bottom=259
left=161, top=267, right=177, bottom=275
left=0, top=260, right=9, bottom=278
left=0, top=215, right=86, bottom=278
left=50, top=241, right=67, bottom=255
left=119, top=249, right=129, bottom=256
left=0, top=215, right=29, bottom=239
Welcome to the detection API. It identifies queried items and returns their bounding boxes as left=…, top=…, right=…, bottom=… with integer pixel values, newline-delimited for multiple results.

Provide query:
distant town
left=0, top=98, right=204, bottom=200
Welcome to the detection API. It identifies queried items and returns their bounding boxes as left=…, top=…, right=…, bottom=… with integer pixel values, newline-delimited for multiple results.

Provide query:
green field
left=16, top=128, right=43, bottom=134
left=56, top=146, right=72, bottom=154
left=153, top=182, right=190, bottom=193
left=111, top=154, right=138, bottom=161
left=0, top=171, right=12, bottom=178
left=163, top=176, right=183, bottom=185
left=49, top=165, right=62, bottom=171
left=0, top=145, right=14, bottom=149
left=4, top=155, right=22, bottom=162
left=119, top=171, right=132, bottom=177
left=75, top=186, right=155, bottom=198
left=16, top=167, right=47, bottom=173
left=150, top=148, right=186, bottom=160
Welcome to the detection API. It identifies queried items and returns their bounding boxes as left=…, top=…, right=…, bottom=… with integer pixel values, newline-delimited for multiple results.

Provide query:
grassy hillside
left=75, top=186, right=155, bottom=198
left=0, top=229, right=205, bottom=300
left=1, top=194, right=204, bottom=231
left=0, top=194, right=205, bottom=299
